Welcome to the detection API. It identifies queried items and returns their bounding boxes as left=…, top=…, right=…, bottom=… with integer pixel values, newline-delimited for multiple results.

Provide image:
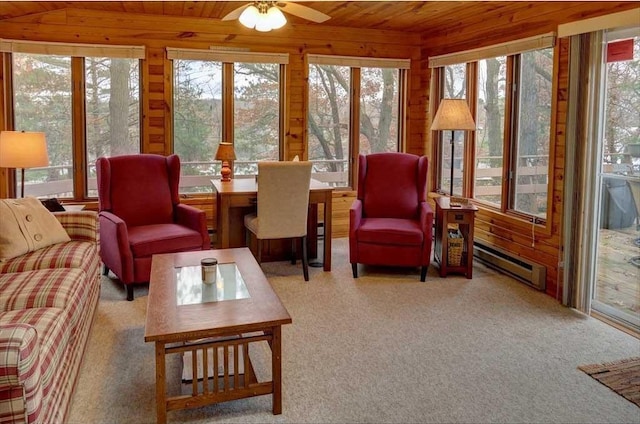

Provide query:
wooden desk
left=434, top=197, right=478, bottom=278
left=212, top=178, right=333, bottom=271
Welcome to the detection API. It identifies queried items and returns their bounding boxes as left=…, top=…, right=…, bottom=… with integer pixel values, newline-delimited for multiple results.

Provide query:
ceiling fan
left=222, top=1, right=331, bottom=32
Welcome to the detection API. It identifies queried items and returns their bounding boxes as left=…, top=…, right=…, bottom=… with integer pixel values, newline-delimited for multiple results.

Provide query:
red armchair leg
left=351, top=263, right=358, bottom=278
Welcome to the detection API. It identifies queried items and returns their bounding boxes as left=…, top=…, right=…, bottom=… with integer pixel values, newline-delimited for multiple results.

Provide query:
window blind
left=307, top=54, right=410, bottom=69
left=428, top=32, right=555, bottom=68
left=0, top=39, right=145, bottom=59
left=167, top=47, right=288, bottom=64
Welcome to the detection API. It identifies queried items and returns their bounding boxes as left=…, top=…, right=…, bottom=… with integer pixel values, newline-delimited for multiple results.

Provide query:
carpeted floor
left=67, top=238, right=640, bottom=424
left=579, top=357, right=640, bottom=407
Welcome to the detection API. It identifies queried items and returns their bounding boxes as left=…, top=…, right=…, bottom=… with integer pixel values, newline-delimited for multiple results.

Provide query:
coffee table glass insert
left=176, top=263, right=250, bottom=306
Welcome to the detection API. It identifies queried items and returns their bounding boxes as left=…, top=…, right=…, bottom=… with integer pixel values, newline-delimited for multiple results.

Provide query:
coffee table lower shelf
left=153, top=327, right=282, bottom=423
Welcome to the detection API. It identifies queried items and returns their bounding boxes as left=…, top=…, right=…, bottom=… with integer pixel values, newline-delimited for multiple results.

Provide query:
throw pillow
left=0, top=197, right=71, bottom=262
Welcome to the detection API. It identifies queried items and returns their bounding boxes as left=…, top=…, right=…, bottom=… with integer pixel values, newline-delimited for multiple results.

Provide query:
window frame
left=1, top=40, right=144, bottom=200
left=307, top=54, right=409, bottom=190
left=430, top=35, right=556, bottom=225
left=168, top=48, right=288, bottom=192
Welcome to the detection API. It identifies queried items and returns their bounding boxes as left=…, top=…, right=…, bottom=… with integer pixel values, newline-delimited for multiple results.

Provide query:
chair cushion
left=357, top=217, right=424, bottom=246
left=128, top=224, right=205, bottom=257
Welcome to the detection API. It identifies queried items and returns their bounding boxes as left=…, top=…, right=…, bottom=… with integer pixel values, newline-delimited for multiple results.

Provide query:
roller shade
left=0, top=39, right=145, bottom=59
left=167, top=47, right=288, bottom=64
left=558, top=8, right=640, bottom=38
left=308, top=54, right=410, bottom=69
left=428, top=32, right=555, bottom=68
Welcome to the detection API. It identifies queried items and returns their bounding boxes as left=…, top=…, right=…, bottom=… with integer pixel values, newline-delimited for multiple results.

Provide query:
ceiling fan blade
left=222, top=3, right=250, bottom=21
left=277, top=2, right=331, bottom=23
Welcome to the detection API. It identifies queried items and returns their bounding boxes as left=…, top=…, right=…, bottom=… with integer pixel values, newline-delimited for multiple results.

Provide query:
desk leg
left=155, top=342, right=167, bottom=424
left=217, top=194, right=231, bottom=249
left=323, top=193, right=332, bottom=271
left=271, top=326, right=282, bottom=414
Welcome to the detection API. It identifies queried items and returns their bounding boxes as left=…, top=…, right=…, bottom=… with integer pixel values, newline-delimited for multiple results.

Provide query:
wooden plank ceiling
left=0, top=1, right=623, bottom=35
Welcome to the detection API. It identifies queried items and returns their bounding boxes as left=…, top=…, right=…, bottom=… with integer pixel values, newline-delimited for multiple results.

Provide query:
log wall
left=0, top=2, right=635, bottom=298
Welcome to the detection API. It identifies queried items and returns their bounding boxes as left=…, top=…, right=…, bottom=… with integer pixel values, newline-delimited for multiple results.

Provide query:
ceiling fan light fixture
left=255, top=13, right=273, bottom=32
left=239, top=4, right=260, bottom=29
left=266, top=6, right=287, bottom=29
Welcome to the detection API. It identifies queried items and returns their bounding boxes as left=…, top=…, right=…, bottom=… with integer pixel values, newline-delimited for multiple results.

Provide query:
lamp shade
left=431, top=99, right=476, bottom=131
left=0, top=131, right=49, bottom=168
left=215, top=142, right=236, bottom=161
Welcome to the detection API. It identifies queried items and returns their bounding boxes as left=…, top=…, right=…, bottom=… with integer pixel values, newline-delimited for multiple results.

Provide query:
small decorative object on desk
left=447, top=229, right=464, bottom=266
left=450, top=196, right=468, bottom=207
left=201, top=258, right=217, bottom=284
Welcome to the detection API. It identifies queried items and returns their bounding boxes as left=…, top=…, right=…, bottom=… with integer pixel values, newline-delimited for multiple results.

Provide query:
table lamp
left=215, top=142, right=236, bottom=182
left=430, top=99, right=476, bottom=197
left=0, top=131, right=49, bottom=197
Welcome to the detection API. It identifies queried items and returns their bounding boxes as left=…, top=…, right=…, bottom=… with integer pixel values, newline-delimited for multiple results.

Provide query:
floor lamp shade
left=0, top=131, right=49, bottom=197
left=431, top=99, right=476, bottom=196
left=215, top=142, right=236, bottom=182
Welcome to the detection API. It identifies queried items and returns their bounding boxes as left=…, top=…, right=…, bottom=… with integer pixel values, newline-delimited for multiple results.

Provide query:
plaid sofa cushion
left=0, top=308, right=69, bottom=422
left=0, top=269, right=88, bottom=333
left=0, top=242, right=98, bottom=284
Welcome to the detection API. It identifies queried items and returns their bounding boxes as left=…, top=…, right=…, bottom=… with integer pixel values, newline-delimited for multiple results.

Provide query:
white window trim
left=428, top=32, right=555, bottom=68
left=0, top=39, right=145, bottom=59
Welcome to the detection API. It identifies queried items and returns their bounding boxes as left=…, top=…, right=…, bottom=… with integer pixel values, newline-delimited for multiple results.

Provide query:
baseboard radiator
left=473, top=241, right=546, bottom=291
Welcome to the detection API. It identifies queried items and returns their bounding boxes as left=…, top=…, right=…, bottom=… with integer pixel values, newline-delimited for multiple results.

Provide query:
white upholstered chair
left=244, top=161, right=313, bottom=281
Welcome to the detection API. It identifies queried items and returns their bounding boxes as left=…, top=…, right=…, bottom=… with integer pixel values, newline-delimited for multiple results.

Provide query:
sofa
left=0, top=198, right=100, bottom=424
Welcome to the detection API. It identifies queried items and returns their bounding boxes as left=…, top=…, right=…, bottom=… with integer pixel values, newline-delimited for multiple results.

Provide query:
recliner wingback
left=96, top=154, right=210, bottom=300
left=349, top=152, right=433, bottom=281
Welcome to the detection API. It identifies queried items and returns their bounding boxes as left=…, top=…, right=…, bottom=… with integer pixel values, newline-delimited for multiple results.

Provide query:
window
left=430, top=34, right=555, bottom=221
left=2, top=40, right=144, bottom=199
left=173, top=60, right=223, bottom=193
left=12, top=53, right=73, bottom=198
left=169, top=48, right=287, bottom=193
left=308, top=55, right=408, bottom=188
left=512, top=49, right=553, bottom=217
left=308, top=64, right=351, bottom=187
left=475, top=57, right=506, bottom=205
left=85, top=57, right=141, bottom=197
left=440, top=63, right=468, bottom=195
left=234, top=62, right=281, bottom=175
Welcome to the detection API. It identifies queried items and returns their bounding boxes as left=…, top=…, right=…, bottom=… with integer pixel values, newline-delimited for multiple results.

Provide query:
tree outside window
left=308, top=61, right=402, bottom=188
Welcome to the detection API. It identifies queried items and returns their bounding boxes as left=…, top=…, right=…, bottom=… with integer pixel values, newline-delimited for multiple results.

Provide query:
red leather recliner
left=349, top=152, right=433, bottom=281
left=97, top=154, right=210, bottom=300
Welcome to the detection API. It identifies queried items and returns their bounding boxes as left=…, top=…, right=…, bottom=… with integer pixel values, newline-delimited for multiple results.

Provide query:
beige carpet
left=578, top=357, right=640, bottom=407
left=67, top=238, right=640, bottom=424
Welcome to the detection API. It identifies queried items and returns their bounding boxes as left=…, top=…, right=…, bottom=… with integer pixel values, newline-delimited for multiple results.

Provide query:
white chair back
left=255, top=161, right=312, bottom=240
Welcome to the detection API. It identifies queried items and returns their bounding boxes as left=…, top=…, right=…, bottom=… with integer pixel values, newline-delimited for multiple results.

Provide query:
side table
left=434, top=197, right=478, bottom=278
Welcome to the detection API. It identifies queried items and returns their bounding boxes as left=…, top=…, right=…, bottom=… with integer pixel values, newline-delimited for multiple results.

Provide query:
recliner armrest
left=175, top=204, right=209, bottom=249
left=98, top=211, right=133, bottom=282
left=419, top=201, right=434, bottom=237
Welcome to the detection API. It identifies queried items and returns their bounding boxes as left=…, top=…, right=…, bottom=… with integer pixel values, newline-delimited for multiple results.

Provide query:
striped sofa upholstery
left=0, top=211, right=100, bottom=424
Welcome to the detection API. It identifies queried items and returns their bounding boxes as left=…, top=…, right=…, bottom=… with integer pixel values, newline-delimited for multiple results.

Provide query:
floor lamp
left=0, top=131, right=49, bottom=197
left=431, top=99, right=476, bottom=197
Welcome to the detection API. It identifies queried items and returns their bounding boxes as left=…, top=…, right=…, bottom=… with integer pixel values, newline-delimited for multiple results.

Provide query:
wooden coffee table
left=144, top=248, right=292, bottom=424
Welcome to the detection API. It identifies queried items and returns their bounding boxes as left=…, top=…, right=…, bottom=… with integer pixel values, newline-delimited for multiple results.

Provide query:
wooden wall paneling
left=0, top=53, right=11, bottom=198
left=330, top=191, right=356, bottom=239
left=146, top=47, right=168, bottom=155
